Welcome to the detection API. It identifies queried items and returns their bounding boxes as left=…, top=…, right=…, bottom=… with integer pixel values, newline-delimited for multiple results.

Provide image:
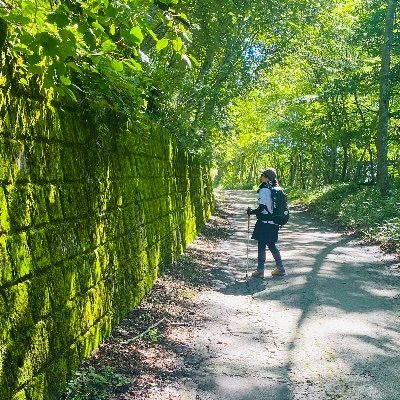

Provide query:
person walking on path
left=247, top=168, right=285, bottom=278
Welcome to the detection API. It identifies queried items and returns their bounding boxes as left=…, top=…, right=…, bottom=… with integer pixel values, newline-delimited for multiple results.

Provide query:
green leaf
left=156, top=38, right=169, bottom=51
left=12, top=45, right=33, bottom=55
left=110, top=59, right=124, bottom=72
left=63, top=87, right=77, bottom=102
left=20, top=33, right=34, bottom=46
left=109, top=24, right=116, bottom=36
left=189, top=54, right=200, bottom=67
left=83, top=30, right=96, bottom=49
left=7, top=14, right=31, bottom=24
left=59, top=30, right=77, bottom=58
left=130, top=26, right=144, bottom=44
left=126, top=59, right=142, bottom=71
left=147, top=28, right=158, bottom=41
left=28, top=65, right=44, bottom=75
left=66, top=62, right=83, bottom=73
left=172, top=37, right=183, bottom=52
left=101, top=40, right=116, bottom=53
left=27, top=54, right=41, bottom=65
left=60, top=75, right=71, bottom=85
left=105, top=5, right=117, bottom=18
left=41, top=36, right=60, bottom=57
left=55, top=62, right=66, bottom=77
left=47, top=12, right=69, bottom=28
left=92, top=21, right=105, bottom=33
left=43, top=73, right=55, bottom=89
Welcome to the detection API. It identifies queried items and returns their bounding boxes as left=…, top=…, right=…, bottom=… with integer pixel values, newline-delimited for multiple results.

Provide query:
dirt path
left=65, top=190, right=400, bottom=400
left=165, top=190, right=400, bottom=400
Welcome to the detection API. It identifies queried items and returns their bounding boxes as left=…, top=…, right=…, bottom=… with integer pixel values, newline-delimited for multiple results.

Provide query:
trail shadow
left=221, top=277, right=268, bottom=296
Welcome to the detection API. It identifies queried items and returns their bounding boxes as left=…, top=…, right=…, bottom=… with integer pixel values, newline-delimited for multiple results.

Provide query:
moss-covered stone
left=0, top=235, right=12, bottom=286
left=24, top=373, right=46, bottom=400
left=0, top=66, right=213, bottom=399
left=0, top=186, right=10, bottom=233
left=6, top=233, right=31, bottom=280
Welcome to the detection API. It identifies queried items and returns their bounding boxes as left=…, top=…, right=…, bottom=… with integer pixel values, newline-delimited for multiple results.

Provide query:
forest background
left=1, top=0, right=399, bottom=254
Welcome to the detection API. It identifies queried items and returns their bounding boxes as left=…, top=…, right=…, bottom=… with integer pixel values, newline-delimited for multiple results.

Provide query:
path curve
left=175, top=190, right=400, bottom=400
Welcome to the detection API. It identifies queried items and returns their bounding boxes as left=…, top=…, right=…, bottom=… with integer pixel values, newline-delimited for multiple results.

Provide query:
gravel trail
left=173, top=190, right=400, bottom=400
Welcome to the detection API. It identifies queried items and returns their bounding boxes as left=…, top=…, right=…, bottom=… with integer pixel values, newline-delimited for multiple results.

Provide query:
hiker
left=247, top=168, right=285, bottom=278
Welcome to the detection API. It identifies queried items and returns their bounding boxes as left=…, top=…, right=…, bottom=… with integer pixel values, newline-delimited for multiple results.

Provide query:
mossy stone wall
left=0, top=86, right=213, bottom=399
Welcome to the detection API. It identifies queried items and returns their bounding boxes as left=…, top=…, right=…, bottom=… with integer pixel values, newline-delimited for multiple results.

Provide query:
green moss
left=29, top=275, right=52, bottom=320
left=27, top=229, right=51, bottom=271
left=74, top=254, right=95, bottom=294
left=0, top=93, right=215, bottom=399
left=0, top=139, right=23, bottom=182
left=6, top=233, right=31, bottom=279
left=11, top=390, right=27, bottom=400
left=4, top=281, right=34, bottom=333
left=45, top=226, right=69, bottom=263
left=5, top=184, right=33, bottom=229
left=0, top=235, right=12, bottom=286
left=45, top=184, right=63, bottom=221
left=29, top=186, right=49, bottom=226
left=45, top=357, right=68, bottom=399
left=59, top=185, right=80, bottom=219
left=16, top=320, right=52, bottom=388
left=0, top=186, right=10, bottom=232
left=47, top=266, right=68, bottom=309
left=25, top=373, right=46, bottom=400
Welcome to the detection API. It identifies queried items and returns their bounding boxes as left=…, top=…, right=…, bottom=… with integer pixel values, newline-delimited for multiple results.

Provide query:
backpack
left=270, top=187, right=290, bottom=226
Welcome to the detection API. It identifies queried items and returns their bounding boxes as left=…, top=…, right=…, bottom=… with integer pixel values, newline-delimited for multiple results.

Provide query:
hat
left=261, top=168, right=277, bottom=181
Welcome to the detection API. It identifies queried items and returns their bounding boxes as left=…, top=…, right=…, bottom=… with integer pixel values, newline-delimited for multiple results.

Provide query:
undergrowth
left=64, top=366, right=131, bottom=400
left=290, top=182, right=400, bottom=254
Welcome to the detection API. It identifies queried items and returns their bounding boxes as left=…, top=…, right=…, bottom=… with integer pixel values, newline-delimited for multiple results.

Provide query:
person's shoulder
left=259, top=187, right=271, bottom=194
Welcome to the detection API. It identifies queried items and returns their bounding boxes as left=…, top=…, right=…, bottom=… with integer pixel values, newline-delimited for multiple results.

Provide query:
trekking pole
left=246, top=214, right=250, bottom=278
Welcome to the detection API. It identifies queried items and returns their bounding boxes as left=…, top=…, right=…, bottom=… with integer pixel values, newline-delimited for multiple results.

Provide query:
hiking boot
left=271, top=267, right=286, bottom=277
left=251, top=270, right=264, bottom=278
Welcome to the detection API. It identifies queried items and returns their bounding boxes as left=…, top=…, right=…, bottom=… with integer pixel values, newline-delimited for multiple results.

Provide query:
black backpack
left=270, top=187, right=290, bottom=226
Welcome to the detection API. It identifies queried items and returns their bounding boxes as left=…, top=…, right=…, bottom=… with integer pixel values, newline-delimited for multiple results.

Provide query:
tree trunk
left=298, top=154, right=306, bottom=190
left=329, top=145, right=338, bottom=184
left=289, top=154, right=296, bottom=187
left=341, top=144, right=349, bottom=182
left=368, top=146, right=375, bottom=183
left=377, top=0, right=397, bottom=196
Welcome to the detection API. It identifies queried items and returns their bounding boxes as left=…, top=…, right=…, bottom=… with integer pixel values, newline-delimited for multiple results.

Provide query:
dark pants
left=257, top=240, right=284, bottom=272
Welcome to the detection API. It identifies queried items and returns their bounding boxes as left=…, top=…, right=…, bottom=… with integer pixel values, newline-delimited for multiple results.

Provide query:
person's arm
left=247, top=188, right=270, bottom=216
left=247, top=204, right=267, bottom=215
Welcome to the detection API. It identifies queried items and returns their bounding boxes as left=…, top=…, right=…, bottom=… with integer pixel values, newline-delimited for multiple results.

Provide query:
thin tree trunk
left=377, top=0, right=397, bottom=196
left=341, top=144, right=349, bottom=182
left=298, top=154, right=306, bottom=190
left=355, top=145, right=368, bottom=181
left=289, top=154, right=296, bottom=187
left=368, top=146, right=375, bottom=183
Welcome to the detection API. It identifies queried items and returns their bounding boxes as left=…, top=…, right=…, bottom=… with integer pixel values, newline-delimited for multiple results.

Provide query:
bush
left=294, top=182, right=400, bottom=253
left=64, top=366, right=131, bottom=400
